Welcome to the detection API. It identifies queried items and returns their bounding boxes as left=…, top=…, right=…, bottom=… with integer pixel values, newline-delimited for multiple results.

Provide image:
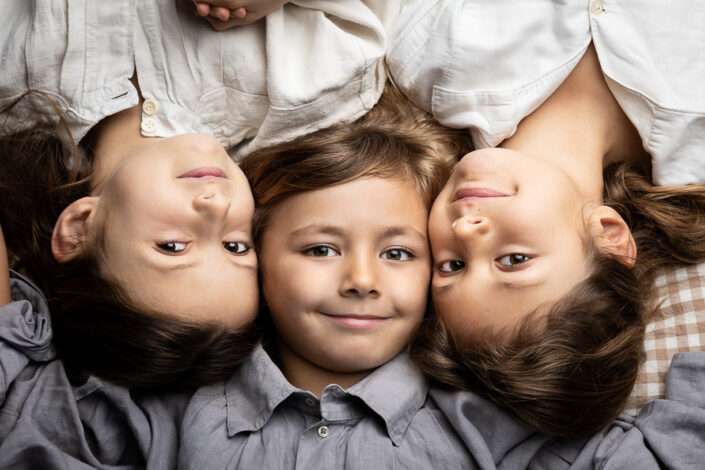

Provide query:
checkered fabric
left=623, top=262, right=705, bottom=415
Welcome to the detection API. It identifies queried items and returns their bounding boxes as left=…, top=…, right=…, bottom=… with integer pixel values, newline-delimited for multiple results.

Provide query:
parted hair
left=0, top=96, right=260, bottom=390
left=412, top=162, right=705, bottom=437
left=239, top=83, right=473, bottom=249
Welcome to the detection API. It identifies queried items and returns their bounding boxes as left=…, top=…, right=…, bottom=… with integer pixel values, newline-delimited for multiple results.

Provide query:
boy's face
left=260, top=177, right=431, bottom=375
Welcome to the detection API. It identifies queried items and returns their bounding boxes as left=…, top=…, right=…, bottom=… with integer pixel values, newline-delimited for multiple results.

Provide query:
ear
left=587, top=205, right=637, bottom=268
left=51, top=197, right=99, bottom=263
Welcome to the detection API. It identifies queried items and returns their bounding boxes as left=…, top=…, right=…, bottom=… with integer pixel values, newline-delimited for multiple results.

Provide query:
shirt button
left=141, top=117, right=158, bottom=134
left=317, top=425, right=330, bottom=438
left=142, top=98, right=159, bottom=116
left=305, top=398, right=316, bottom=407
left=590, top=0, right=604, bottom=15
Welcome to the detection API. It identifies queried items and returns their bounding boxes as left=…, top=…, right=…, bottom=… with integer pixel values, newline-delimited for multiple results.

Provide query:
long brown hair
left=0, top=97, right=259, bottom=390
left=412, top=162, right=705, bottom=437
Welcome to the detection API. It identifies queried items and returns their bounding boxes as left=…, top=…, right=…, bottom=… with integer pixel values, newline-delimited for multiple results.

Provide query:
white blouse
left=387, top=0, right=705, bottom=186
left=1, top=0, right=399, bottom=159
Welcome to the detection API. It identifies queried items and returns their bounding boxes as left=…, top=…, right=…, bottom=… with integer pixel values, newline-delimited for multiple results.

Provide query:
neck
left=89, top=79, right=158, bottom=195
left=276, top=339, right=372, bottom=397
left=500, top=43, right=648, bottom=203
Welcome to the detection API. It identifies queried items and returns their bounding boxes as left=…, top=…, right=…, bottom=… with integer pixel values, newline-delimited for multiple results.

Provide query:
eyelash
left=380, top=247, right=415, bottom=261
left=156, top=241, right=251, bottom=255
left=302, top=245, right=416, bottom=261
left=436, top=253, right=532, bottom=275
left=496, top=253, right=532, bottom=270
left=437, top=260, right=465, bottom=275
left=303, top=245, right=339, bottom=257
left=157, top=241, right=188, bottom=254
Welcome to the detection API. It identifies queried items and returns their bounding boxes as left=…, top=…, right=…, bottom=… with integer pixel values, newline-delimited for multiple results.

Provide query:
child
left=0, top=0, right=396, bottom=388
left=387, top=0, right=705, bottom=436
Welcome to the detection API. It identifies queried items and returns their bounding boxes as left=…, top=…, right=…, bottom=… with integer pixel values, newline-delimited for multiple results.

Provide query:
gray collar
left=225, top=345, right=429, bottom=446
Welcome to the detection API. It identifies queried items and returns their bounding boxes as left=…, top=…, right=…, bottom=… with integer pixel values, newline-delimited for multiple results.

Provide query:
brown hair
left=412, top=162, right=705, bottom=437
left=0, top=97, right=260, bottom=391
left=240, top=84, right=473, bottom=250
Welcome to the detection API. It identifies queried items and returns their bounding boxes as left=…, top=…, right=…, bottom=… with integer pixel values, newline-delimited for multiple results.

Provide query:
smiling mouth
left=319, top=313, right=390, bottom=330
left=178, top=167, right=228, bottom=179
left=452, top=187, right=510, bottom=202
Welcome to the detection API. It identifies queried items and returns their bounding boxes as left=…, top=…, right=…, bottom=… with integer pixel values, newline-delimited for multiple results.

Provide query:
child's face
left=92, top=134, right=259, bottom=326
left=428, top=148, right=590, bottom=335
left=260, top=177, right=431, bottom=373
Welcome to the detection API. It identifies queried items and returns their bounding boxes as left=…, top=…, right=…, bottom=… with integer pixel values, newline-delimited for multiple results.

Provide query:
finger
left=210, top=6, right=231, bottom=21
left=232, top=7, right=247, bottom=19
left=194, top=2, right=211, bottom=17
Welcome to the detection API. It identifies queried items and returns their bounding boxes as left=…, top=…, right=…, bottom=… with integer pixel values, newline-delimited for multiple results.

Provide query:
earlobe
left=51, top=197, right=99, bottom=263
left=588, top=206, right=637, bottom=268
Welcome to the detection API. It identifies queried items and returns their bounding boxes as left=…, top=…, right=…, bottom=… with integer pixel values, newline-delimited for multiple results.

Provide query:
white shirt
left=1, top=0, right=399, bottom=159
left=387, top=0, right=705, bottom=186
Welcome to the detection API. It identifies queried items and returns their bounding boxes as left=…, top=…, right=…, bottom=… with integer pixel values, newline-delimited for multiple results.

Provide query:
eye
left=438, top=260, right=465, bottom=273
left=303, top=245, right=339, bottom=257
left=223, top=241, right=250, bottom=254
left=380, top=248, right=414, bottom=261
left=157, top=241, right=188, bottom=253
left=497, top=254, right=531, bottom=269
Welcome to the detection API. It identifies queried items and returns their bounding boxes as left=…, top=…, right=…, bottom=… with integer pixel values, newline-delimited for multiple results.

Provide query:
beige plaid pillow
left=623, top=262, right=705, bottom=415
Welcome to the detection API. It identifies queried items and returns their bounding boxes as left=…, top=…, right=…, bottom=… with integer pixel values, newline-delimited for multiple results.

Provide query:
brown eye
left=304, top=245, right=338, bottom=257
left=223, top=242, right=249, bottom=254
left=438, top=260, right=465, bottom=273
left=157, top=241, right=187, bottom=253
left=381, top=248, right=413, bottom=261
left=497, top=254, right=531, bottom=268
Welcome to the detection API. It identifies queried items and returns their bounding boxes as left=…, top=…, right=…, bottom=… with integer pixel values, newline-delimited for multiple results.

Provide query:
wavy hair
left=1, top=96, right=260, bottom=390
left=412, top=162, right=705, bottom=436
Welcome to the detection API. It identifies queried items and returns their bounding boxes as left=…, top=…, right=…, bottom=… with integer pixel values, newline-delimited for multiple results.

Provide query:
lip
left=178, top=167, right=228, bottom=179
left=320, top=313, right=389, bottom=330
left=452, top=187, right=511, bottom=202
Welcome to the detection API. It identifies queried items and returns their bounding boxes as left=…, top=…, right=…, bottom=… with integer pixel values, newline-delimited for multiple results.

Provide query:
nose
left=339, top=253, right=380, bottom=299
left=193, top=192, right=231, bottom=222
left=451, top=215, right=490, bottom=239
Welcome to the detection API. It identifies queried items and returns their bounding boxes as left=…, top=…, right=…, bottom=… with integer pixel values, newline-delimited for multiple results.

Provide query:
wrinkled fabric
left=387, top=0, right=705, bottom=186
left=1, top=0, right=399, bottom=158
left=0, top=272, right=190, bottom=469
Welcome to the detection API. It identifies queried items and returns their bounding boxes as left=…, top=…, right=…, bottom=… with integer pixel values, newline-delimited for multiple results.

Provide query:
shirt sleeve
left=573, top=352, right=705, bottom=469
left=0, top=272, right=56, bottom=405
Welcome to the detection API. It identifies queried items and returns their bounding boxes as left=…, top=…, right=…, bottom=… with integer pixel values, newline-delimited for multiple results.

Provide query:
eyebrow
left=288, top=224, right=426, bottom=242
left=288, top=224, right=346, bottom=239
left=496, top=279, right=544, bottom=290
left=143, top=257, right=199, bottom=272
left=379, top=226, right=426, bottom=243
left=434, top=276, right=544, bottom=293
left=143, top=255, right=257, bottom=273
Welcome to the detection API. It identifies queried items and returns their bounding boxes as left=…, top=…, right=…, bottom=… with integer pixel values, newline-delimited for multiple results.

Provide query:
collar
left=225, top=344, right=297, bottom=437
left=344, top=350, right=429, bottom=446
left=224, top=346, right=429, bottom=446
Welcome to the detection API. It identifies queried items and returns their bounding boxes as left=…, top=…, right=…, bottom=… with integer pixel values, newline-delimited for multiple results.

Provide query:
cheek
left=262, top=256, right=333, bottom=317
left=388, top=265, right=430, bottom=319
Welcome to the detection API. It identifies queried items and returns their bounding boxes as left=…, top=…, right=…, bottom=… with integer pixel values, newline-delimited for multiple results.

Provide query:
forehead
left=269, top=177, right=429, bottom=230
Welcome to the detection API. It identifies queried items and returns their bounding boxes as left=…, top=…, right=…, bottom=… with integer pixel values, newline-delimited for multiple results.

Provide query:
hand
left=193, top=0, right=290, bottom=31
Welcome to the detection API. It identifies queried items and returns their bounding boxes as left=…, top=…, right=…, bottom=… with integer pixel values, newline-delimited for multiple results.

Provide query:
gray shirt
left=3, top=271, right=705, bottom=469
left=179, top=344, right=705, bottom=469
left=0, top=272, right=188, bottom=469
